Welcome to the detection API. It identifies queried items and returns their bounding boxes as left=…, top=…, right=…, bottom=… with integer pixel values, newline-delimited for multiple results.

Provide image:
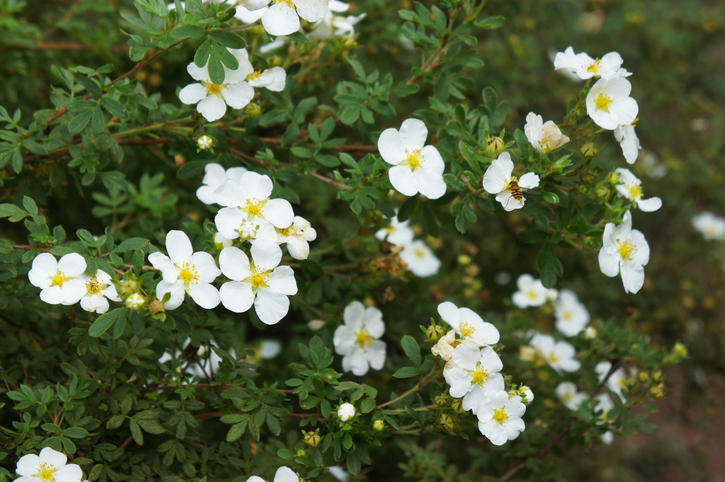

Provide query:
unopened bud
left=584, top=326, right=598, bottom=339
left=606, top=171, right=620, bottom=184
left=485, top=136, right=504, bottom=155
left=425, top=324, right=445, bottom=341
left=673, top=342, right=687, bottom=358
left=268, top=55, right=284, bottom=67
left=119, top=279, right=139, bottom=297
left=125, top=292, right=144, bottom=310
left=457, top=254, right=472, bottom=266
left=197, top=135, right=214, bottom=151
left=246, top=103, right=262, bottom=118
left=214, top=232, right=232, bottom=250
left=580, top=142, right=598, bottom=157
left=450, top=398, right=465, bottom=413
left=296, top=449, right=306, bottom=458
left=434, top=393, right=449, bottom=407
left=519, top=346, right=536, bottom=362
left=638, top=372, right=649, bottom=383
left=341, top=36, right=358, bottom=49
left=650, top=384, right=664, bottom=399
left=439, top=413, right=454, bottom=431
left=652, top=370, right=663, bottom=383
left=373, top=420, right=385, bottom=431
left=147, top=299, right=165, bottom=316
left=519, top=386, right=534, bottom=404
left=303, top=431, right=321, bottom=446
left=337, top=403, right=356, bottom=422
left=595, top=185, right=610, bottom=200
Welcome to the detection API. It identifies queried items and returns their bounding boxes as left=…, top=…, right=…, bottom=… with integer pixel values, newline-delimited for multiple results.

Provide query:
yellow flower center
left=459, top=322, right=475, bottom=337
left=562, top=310, right=572, bottom=321
left=406, top=150, right=423, bottom=171
left=178, top=262, right=199, bottom=285
left=355, top=329, right=374, bottom=348
left=586, top=58, right=602, bottom=74
left=245, top=198, right=265, bottom=218
left=548, top=352, right=560, bottom=364
left=273, top=0, right=295, bottom=7
left=493, top=409, right=508, bottom=424
left=37, top=462, right=57, bottom=481
left=627, top=183, right=642, bottom=201
left=86, top=276, right=104, bottom=295
left=50, top=271, right=68, bottom=287
left=413, top=247, right=426, bottom=259
left=617, top=377, right=627, bottom=389
left=563, top=393, right=572, bottom=401
left=527, top=290, right=538, bottom=300
left=201, top=80, right=225, bottom=96
left=617, top=240, right=637, bottom=261
left=246, top=70, right=262, bottom=81
left=277, top=226, right=293, bottom=238
left=470, top=362, right=490, bottom=386
left=595, top=93, right=613, bottom=111
left=705, top=226, right=717, bottom=237
left=246, top=263, right=270, bottom=293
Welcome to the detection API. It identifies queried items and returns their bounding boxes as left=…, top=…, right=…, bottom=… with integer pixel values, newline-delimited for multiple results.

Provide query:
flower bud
left=246, top=103, right=262, bottom=118
left=673, top=342, right=687, bottom=358
left=457, top=254, right=472, bottom=266
left=439, top=413, right=454, bottom=431
left=638, top=371, right=649, bottom=383
left=425, top=324, right=444, bottom=341
left=303, top=431, right=321, bottom=446
left=296, top=449, right=307, bottom=458
left=485, top=136, right=504, bottom=155
left=147, top=299, right=165, bottom=316
left=519, top=386, right=534, bottom=405
left=434, top=393, right=450, bottom=407
left=650, top=384, right=664, bottom=399
left=584, top=326, right=598, bottom=339
left=119, top=279, right=139, bottom=297
left=373, top=420, right=385, bottom=431
left=125, top=292, right=144, bottom=310
left=652, top=370, right=663, bottom=383
left=214, top=232, right=232, bottom=250
left=450, top=398, right=465, bottom=413
left=595, top=184, right=610, bottom=200
left=580, top=142, right=598, bottom=157
left=250, top=25, right=266, bottom=36
left=308, top=319, right=326, bottom=330
left=197, top=135, right=214, bottom=151
left=268, top=55, right=283, bottom=67
left=337, top=403, right=356, bottom=422
left=341, top=36, right=358, bottom=49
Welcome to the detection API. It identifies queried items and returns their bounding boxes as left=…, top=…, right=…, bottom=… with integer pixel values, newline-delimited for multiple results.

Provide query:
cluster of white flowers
left=14, top=447, right=83, bottom=482
left=333, top=301, right=386, bottom=376
left=692, top=212, right=725, bottom=240
left=375, top=212, right=441, bottom=277
left=28, top=252, right=121, bottom=314
left=431, top=302, right=529, bottom=445
left=378, top=118, right=447, bottom=200
left=309, top=0, right=366, bottom=40
left=179, top=47, right=285, bottom=122
left=554, top=47, right=640, bottom=164
left=238, top=0, right=330, bottom=36
left=528, top=332, right=581, bottom=373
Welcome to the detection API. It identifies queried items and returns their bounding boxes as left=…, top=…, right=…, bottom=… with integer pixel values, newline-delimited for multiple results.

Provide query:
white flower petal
left=222, top=82, right=254, bottom=109
left=166, top=230, right=193, bottom=265
left=267, top=266, right=298, bottom=295
left=220, top=281, right=255, bottom=313
left=398, top=118, right=428, bottom=151
left=262, top=2, right=301, bottom=36
left=220, top=247, right=251, bottom=281
left=179, top=83, right=208, bottom=105
left=57, top=253, right=86, bottom=277
left=294, top=0, right=330, bottom=22
left=377, top=128, right=407, bottom=166
left=255, top=288, right=290, bottom=324
left=388, top=165, right=418, bottom=196
left=188, top=282, right=221, bottom=309
left=196, top=94, right=227, bottom=122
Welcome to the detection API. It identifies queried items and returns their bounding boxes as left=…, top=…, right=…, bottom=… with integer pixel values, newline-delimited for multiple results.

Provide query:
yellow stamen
left=245, top=198, right=265, bottom=218
left=470, top=362, right=490, bottom=386
left=586, top=58, right=602, bottom=74
left=562, top=310, right=572, bottom=321
left=406, top=150, right=423, bottom=171
left=246, top=263, right=270, bottom=293
left=459, top=322, right=475, bottom=337
left=627, top=183, right=642, bottom=201
left=595, top=93, right=613, bottom=111
left=246, top=71, right=262, bottom=81
left=413, top=248, right=426, bottom=259
left=493, top=409, right=508, bottom=424
left=201, top=80, right=224, bottom=96
left=277, top=226, right=293, bottom=238
left=617, top=240, right=637, bottom=261
left=355, top=329, right=374, bottom=348
left=563, top=393, right=572, bottom=401
left=86, top=276, right=104, bottom=295
left=548, top=352, right=560, bottom=364
left=37, top=462, right=57, bottom=481
left=178, top=262, right=199, bottom=285
left=527, top=290, right=538, bottom=300
left=50, top=271, right=68, bottom=287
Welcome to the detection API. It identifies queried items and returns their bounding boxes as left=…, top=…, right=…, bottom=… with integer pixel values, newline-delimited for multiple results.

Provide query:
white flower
left=78, top=270, right=121, bottom=314
left=248, top=466, right=299, bottom=482
left=511, top=274, right=549, bottom=308
left=377, top=118, right=446, bottom=199
left=530, top=333, right=581, bottom=373
left=218, top=244, right=297, bottom=325
left=613, top=168, right=662, bottom=212
left=399, top=240, right=441, bottom=277
left=15, top=447, right=83, bottom=482
left=555, top=382, right=588, bottom=410
left=246, top=66, right=286, bottom=92
left=554, top=289, right=590, bottom=337
left=197, top=135, right=214, bottom=150
left=431, top=329, right=456, bottom=361
left=327, top=465, right=350, bottom=481
left=309, top=1, right=366, bottom=40
left=178, top=48, right=255, bottom=122
left=519, top=386, right=534, bottom=405
left=276, top=216, right=317, bottom=260
left=693, top=212, right=725, bottom=240
left=476, top=390, right=526, bottom=446
left=233, top=4, right=267, bottom=23
left=337, top=402, right=356, bottom=422
left=553, top=47, right=630, bottom=80
left=524, top=112, right=570, bottom=153
left=444, top=341, right=505, bottom=414
left=437, top=301, right=500, bottom=347
left=238, top=0, right=330, bottom=36
left=375, top=213, right=415, bottom=246
left=125, top=293, right=145, bottom=310
left=482, top=152, right=540, bottom=211
left=333, top=301, right=386, bottom=376
left=214, top=171, right=294, bottom=241
left=196, top=163, right=248, bottom=205
left=595, top=361, right=629, bottom=401
left=148, top=230, right=221, bottom=310
left=28, top=253, right=87, bottom=305
left=586, top=77, right=639, bottom=130
left=614, top=123, right=641, bottom=164
left=598, top=211, right=650, bottom=294
left=258, top=339, right=282, bottom=359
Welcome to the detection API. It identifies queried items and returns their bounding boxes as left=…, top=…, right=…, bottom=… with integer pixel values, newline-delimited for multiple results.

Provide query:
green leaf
left=542, top=192, right=559, bottom=204
left=89, top=309, right=126, bottom=337
left=401, top=336, right=421, bottom=367
left=206, top=51, right=225, bottom=85
left=397, top=196, right=417, bottom=222
left=22, top=196, right=38, bottom=215
left=443, top=173, right=468, bottom=192
left=476, top=16, right=506, bottom=29
left=537, top=243, right=563, bottom=288
left=194, top=39, right=212, bottom=67
left=170, top=25, right=207, bottom=39
left=209, top=29, right=246, bottom=48
left=63, top=427, right=89, bottom=438
left=288, top=30, right=308, bottom=43
left=514, top=128, right=529, bottom=159
left=113, top=237, right=148, bottom=253
left=392, top=366, right=421, bottom=379
left=101, top=97, right=129, bottom=119
left=129, top=419, right=143, bottom=446
left=68, top=110, right=93, bottom=134
left=0, top=203, right=29, bottom=222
